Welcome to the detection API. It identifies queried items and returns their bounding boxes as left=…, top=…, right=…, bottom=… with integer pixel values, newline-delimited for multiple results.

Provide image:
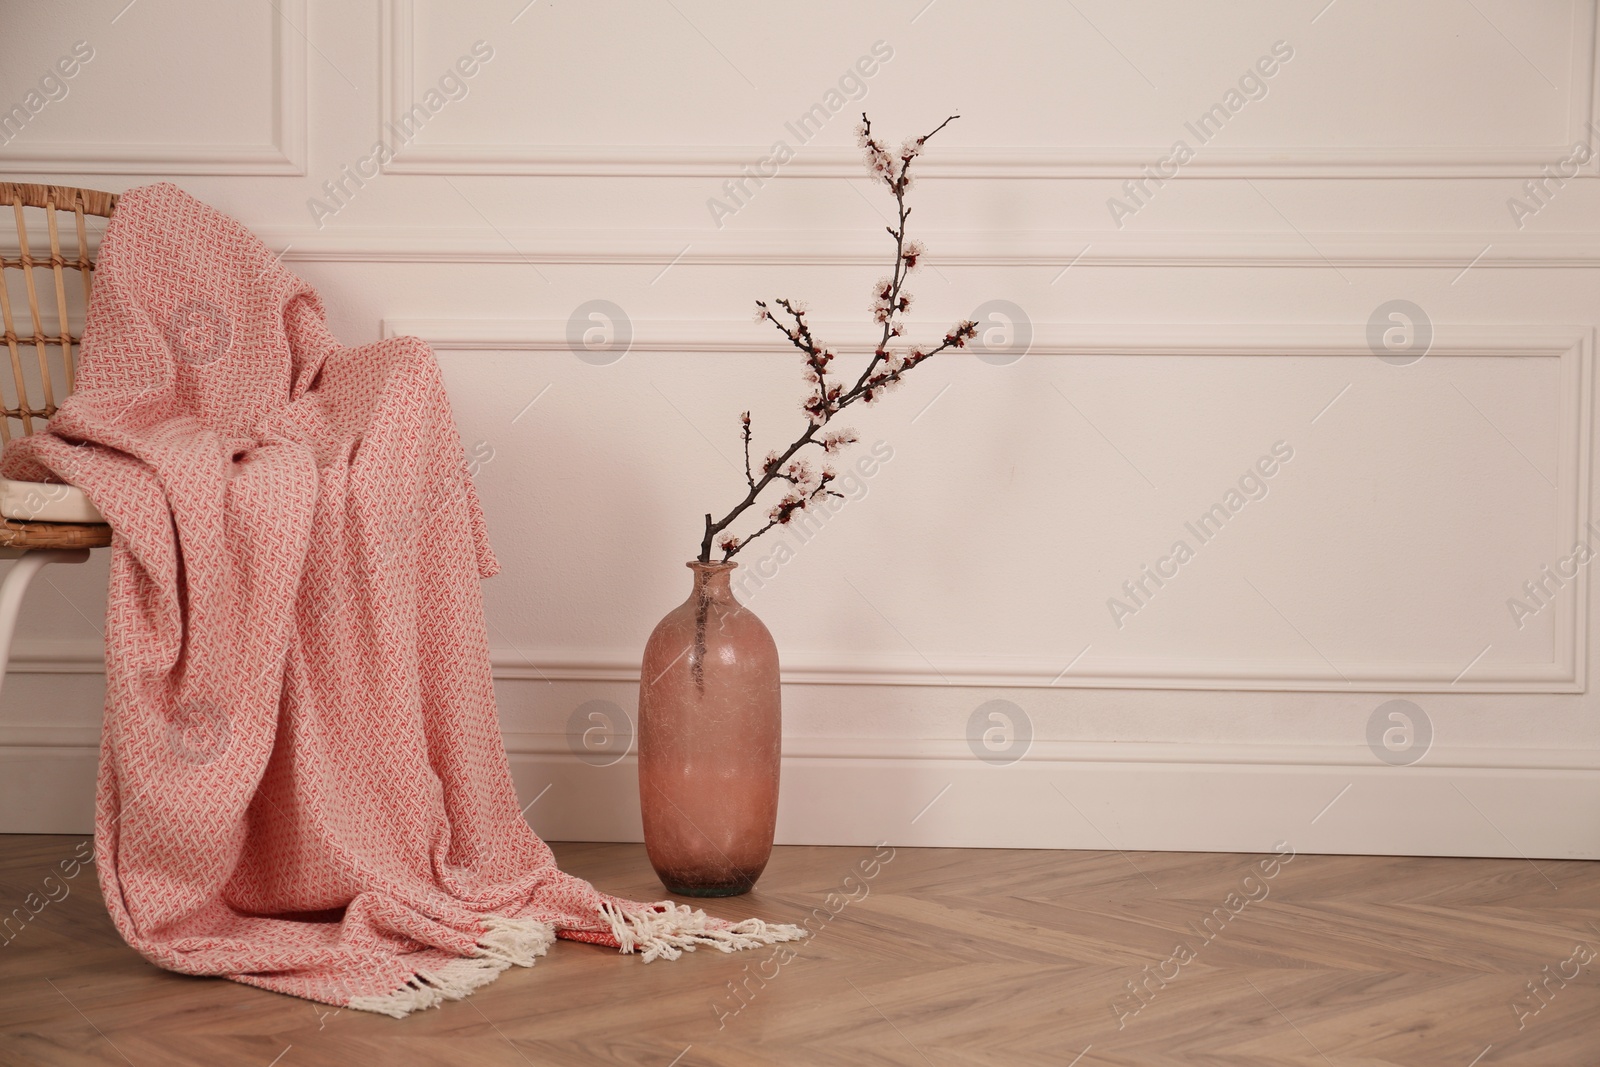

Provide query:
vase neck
left=687, top=560, right=737, bottom=600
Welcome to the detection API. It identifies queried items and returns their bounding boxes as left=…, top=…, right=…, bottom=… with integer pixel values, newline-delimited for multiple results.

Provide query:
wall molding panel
left=386, top=319, right=1592, bottom=695
left=0, top=0, right=307, bottom=176
left=380, top=0, right=1600, bottom=179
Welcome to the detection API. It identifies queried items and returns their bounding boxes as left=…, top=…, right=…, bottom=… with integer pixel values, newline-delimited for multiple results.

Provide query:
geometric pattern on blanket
left=0, top=182, right=802, bottom=1017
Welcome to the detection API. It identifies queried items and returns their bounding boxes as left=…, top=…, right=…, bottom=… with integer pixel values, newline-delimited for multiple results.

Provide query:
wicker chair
left=0, top=183, right=119, bottom=699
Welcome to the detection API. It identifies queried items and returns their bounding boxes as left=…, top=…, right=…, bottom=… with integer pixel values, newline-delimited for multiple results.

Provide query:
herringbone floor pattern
left=1, top=837, right=1595, bottom=1066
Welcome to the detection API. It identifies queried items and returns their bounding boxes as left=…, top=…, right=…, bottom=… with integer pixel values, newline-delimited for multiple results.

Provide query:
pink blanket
left=2, top=183, right=801, bottom=1017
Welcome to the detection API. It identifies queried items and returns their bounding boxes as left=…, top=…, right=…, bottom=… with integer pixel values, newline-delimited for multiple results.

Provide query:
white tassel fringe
left=346, top=915, right=556, bottom=1019
left=599, top=900, right=809, bottom=964
left=345, top=904, right=807, bottom=1018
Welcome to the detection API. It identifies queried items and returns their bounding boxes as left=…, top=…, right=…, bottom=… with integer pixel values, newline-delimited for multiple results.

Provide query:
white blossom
left=821, top=428, right=858, bottom=453
left=770, top=492, right=807, bottom=524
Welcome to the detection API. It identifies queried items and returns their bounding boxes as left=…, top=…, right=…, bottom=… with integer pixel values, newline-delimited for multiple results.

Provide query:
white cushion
left=0, top=477, right=104, bottom=523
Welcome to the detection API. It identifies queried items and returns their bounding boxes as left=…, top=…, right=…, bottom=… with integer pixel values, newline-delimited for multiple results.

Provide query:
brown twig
left=698, top=114, right=975, bottom=563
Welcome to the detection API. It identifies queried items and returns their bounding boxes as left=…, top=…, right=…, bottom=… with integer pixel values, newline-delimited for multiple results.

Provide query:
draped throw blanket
left=1, top=183, right=803, bottom=1017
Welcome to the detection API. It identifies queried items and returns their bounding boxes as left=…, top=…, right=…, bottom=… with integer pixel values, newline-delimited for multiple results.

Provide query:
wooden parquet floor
left=0, top=837, right=1596, bottom=1066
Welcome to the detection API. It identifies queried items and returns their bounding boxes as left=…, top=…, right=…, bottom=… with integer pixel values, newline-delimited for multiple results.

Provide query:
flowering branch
left=698, top=113, right=976, bottom=564
left=740, top=411, right=754, bottom=490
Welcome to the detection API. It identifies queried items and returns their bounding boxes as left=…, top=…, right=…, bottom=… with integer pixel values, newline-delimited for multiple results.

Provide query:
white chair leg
left=0, top=549, right=91, bottom=702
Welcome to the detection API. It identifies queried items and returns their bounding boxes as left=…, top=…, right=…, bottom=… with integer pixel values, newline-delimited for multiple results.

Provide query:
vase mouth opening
left=687, top=559, right=739, bottom=571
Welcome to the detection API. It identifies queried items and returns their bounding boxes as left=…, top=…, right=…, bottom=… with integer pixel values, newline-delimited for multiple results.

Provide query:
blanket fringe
left=345, top=915, right=556, bottom=1019
left=599, top=900, right=809, bottom=964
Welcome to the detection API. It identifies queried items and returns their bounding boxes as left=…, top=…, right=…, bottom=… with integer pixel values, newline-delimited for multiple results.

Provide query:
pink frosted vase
left=638, top=561, right=780, bottom=896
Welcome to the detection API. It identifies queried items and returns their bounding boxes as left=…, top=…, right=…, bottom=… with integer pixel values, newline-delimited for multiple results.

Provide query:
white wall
left=3, top=0, right=1599, bottom=858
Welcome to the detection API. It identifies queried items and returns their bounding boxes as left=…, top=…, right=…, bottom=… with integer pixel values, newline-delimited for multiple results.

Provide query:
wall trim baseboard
left=5, top=739, right=1596, bottom=856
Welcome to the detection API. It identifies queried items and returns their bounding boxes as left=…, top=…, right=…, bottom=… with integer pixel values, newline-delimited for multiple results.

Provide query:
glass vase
left=637, top=561, right=780, bottom=896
